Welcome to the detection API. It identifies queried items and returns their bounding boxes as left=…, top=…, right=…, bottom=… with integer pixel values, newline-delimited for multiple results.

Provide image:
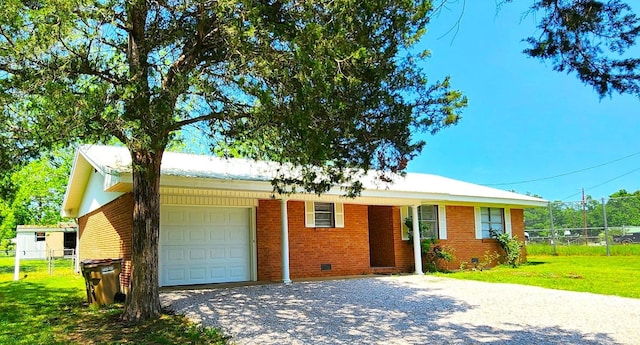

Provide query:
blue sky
left=406, top=1, right=640, bottom=202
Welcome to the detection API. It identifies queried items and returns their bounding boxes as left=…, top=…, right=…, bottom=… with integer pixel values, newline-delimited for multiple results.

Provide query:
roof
left=62, top=145, right=547, bottom=217
left=17, top=223, right=78, bottom=233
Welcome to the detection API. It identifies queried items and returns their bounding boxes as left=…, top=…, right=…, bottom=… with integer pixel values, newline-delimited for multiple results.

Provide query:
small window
left=481, top=207, right=504, bottom=238
left=36, top=232, right=46, bottom=242
left=305, top=202, right=344, bottom=228
left=314, top=202, right=335, bottom=228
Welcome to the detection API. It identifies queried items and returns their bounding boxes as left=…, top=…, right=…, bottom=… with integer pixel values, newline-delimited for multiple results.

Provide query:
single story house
left=15, top=223, right=78, bottom=259
left=61, top=145, right=546, bottom=292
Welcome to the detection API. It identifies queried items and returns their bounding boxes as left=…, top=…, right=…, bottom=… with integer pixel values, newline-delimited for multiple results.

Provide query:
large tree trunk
left=121, top=147, right=164, bottom=322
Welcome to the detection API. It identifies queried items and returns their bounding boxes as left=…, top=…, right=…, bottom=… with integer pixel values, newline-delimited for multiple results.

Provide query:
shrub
left=405, top=217, right=455, bottom=271
left=490, top=229, right=524, bottom=267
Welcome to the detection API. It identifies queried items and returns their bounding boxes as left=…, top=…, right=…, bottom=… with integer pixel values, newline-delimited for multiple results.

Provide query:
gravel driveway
left=161, top=275, right=640, bottom=344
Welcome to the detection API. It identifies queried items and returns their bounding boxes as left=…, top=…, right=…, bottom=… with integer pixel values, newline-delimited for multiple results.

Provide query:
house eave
left=155, top=175, right=547, bottom=208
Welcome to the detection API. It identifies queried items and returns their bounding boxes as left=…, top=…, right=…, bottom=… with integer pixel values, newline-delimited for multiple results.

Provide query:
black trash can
left=80, top=259, right=123, bottom=306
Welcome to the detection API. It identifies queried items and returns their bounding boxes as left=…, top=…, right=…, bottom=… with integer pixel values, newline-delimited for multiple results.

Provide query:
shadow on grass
left=0, top=280, right=85, bottom=344
left=0, top=278, right=229, bottom=345
left=525, top=261, right=547, bottom=266
left=0, top=262, right=45, bottom=275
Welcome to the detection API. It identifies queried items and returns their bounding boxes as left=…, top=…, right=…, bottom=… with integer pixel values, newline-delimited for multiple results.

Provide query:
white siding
left=78, top=170, right=125, bottom=217
left=16, top=232, right=46, bottom=259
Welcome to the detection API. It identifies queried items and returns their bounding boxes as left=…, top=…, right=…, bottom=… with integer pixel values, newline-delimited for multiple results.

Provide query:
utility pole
left=582, top=188, right=588, bottom=245
left=549, top=202, right=557, bottom=256
left=602, top=197, right=610, bottom=256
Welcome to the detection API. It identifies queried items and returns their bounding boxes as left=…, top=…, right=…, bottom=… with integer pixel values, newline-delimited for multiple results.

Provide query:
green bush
left=490, top=229, right=524, bottom=268
left=405, top=217, right=455, bottom=271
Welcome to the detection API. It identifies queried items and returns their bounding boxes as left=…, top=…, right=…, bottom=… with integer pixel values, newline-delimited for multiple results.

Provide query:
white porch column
left=280, top=199, right=292, bottom=284
left=411, top=205, right=423, bottom=275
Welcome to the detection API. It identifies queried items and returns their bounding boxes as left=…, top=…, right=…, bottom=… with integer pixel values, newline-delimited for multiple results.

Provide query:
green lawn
left=527, top=243, right=640, bottom=256
left=0, top=257, right=230, bottom=345
left=435, top=255, right=640, bottom=299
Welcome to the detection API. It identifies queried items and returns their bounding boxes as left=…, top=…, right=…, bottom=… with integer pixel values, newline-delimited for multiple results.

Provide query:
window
left=474, top=207, right=513, bottom=239
left=35, top=232, right=46, bottom=242
left=314, top=202, right=335, bottom=228
left=418, top=205, right=438, bottom=239
left=305, top=202, right=344, bottom=228
left=401, top=205, right=447, bottom=240
left=481, top=207, right=504, bottom=238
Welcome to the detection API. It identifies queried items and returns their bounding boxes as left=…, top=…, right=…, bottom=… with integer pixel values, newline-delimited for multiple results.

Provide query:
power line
left=483, top=151, right=640, bottom=186
left=562, top=167, right=640, bottom=201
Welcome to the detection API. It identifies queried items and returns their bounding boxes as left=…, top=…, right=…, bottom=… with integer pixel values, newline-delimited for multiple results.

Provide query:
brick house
left=62, top=145, right=546, bottom=291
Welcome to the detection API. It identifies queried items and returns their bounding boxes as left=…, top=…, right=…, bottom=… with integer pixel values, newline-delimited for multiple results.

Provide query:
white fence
left=12, top=249, right=77, bottom=280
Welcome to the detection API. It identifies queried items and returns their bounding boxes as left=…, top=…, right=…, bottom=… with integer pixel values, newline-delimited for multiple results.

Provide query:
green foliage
left=0, top=0, right=467, bottom=196
left=490, top=229, right=524, bottom=267
left=404, top=217, right=454, bottom=271
left=0, top=239, right=15, bottom=253
left=606, top=190, right=640, bottom=227
left=10, top=149, right=72, bottom=226
left=0, top=149, right=73, bottom=242
left=2, top=0, right=470, bottom=321
left=0, top=200, right=15, bottom=241
left=517, top=0, right=640, bottom=98
left=525, top=189, right=640, bottom=235
left=404, top=217, right=433, bottom=247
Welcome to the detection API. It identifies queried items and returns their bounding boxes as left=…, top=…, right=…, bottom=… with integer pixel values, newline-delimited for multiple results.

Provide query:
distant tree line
left=525, top=190, right=640, bottom=234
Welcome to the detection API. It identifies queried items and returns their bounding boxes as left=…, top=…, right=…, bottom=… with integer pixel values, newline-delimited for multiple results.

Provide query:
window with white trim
left=481, top=207, right=504, bottom=238
left=418, top=205, right=438, bottom=239
left=401, top=205, right=447, bottom=240
left=305, top=202, right=344, bottom=228
left=35, top=232, right=46, bottom=242
left=314, top=202, right=335, bottom=227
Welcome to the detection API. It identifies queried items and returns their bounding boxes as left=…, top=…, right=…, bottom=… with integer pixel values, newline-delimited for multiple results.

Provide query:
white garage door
left=160, top=206, right=251, bottom=286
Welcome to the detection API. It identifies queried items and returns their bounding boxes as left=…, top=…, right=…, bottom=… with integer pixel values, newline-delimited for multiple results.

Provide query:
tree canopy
left=2, top=0, right=637, bottom=323
left=1, top=0, right=467, bottom=321
left=516, top=0, right=640, bottom=98
left=0, top=149, right=72, bottom=241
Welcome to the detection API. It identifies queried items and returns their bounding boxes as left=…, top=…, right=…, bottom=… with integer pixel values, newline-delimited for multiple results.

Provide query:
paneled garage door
left=160, top=206, right=251, bottom=286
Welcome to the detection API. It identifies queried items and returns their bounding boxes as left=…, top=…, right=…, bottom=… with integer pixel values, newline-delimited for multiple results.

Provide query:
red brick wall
left=368, top=206, right=395, bottom=267
left=256, top=200, right=371, bottom=281
left=391, top=207, right=415, bottom=272
left=440, top=206, right=528, bottom=269
left=510, top=209, right=528, bottom=262
left=78, top=193, right=133, bottom=293
left=437, top=206, right=500, bottom=269
left=256, top=199, right=282, bottom=281
left=393, top=206, right=527, bottom=270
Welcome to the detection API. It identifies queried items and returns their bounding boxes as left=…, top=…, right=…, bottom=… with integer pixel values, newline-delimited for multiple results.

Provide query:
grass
left=0, top=257, right=230, bottom=345
left=436, top=255, right=640, bottom=299
left=526, top=243, right=640, bottom=256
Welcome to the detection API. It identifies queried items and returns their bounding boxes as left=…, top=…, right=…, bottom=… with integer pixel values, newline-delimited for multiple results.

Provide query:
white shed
left=15, top=223, right=78, bottom=259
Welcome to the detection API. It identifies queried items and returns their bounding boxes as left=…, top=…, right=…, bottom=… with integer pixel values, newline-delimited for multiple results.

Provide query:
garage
left=159, top=206, right=252, bottom=287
